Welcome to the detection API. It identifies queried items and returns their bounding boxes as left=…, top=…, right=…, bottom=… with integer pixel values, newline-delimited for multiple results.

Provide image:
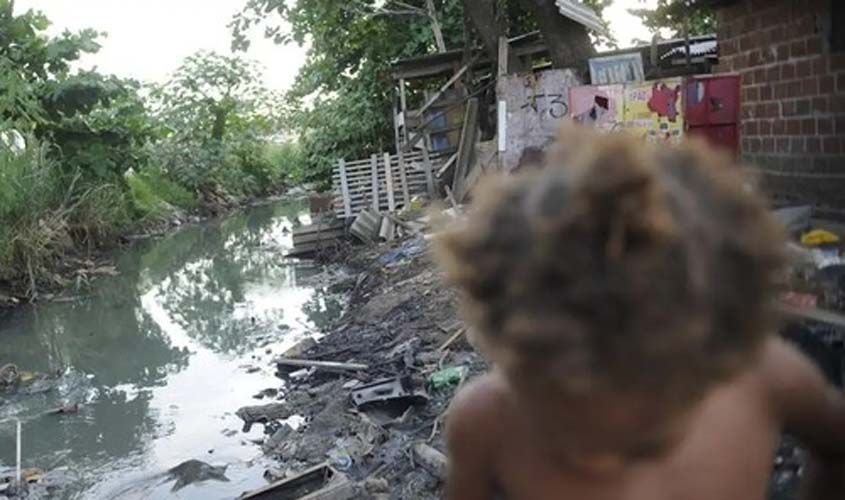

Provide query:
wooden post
left=498, top=36, right=509, bottom=77
left=426, top=0, right=447, bottom=53
left=383, top=153, right=396, bottom=212
left=453, top=98, right=479, bottom=201
left=397, top=149, right=410, bottom=208
left=399, top=78, right=408, bottom=115
left=370, top=154, right=380, bottom=211
left=338, top=159, right=352, bottom=218
left=421, top=144, right=436, bottom=198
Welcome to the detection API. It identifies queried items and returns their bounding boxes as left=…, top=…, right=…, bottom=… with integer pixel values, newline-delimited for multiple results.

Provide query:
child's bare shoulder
left=446, top=372, right=513, bottom=448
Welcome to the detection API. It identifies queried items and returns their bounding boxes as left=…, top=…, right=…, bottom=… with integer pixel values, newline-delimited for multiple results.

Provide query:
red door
left=684, top=75, right=740, bottom=126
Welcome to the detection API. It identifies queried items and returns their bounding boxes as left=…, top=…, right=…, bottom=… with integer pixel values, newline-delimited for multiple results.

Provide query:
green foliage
left=152, top=51, right=277, bottom=144
left=38, top=73, right=157, bottom=180
left=264, top=141, right=306, bottom=184
left=231, top=1, right=470, bottom=183
left=0, top=5, right=286, bottom=296
left=629, top=0, right=715, bottom=41
left=0, top=0, right=102, bottom=82
left=127, top=167, right=197, bottom=218
left=581, top=0, right=616, bottom=48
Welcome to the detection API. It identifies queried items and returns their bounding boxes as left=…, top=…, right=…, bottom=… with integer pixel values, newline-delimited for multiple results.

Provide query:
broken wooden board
left=288, top=220, right=346, bottom=258
left=238, top=464, right=354, bottom=500
left=350, top=209, right=382, bottom=244
left=452, top=98, right=479, bottom=202
left=274, top=358, right=369, bottom=374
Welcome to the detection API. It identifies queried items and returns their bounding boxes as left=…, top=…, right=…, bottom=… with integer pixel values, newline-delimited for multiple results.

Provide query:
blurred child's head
left=435, top=126, right=785, bottom=454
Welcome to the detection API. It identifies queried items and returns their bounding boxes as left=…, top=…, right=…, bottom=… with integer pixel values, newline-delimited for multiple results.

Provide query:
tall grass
left=0, top=140, right=68, bottom=292
left=0, top=139, right=135, bottom=296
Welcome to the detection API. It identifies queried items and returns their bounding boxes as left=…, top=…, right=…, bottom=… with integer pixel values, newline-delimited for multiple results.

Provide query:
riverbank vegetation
left=0, top=2, right=294, bottom=299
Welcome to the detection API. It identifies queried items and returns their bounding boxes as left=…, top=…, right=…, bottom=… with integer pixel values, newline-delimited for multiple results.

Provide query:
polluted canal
left=0, top=198, right=346, bottom=499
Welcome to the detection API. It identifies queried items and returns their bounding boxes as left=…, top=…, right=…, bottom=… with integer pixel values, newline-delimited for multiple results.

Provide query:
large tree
left=231, top=0, right=609, bottom=182
left=630, top=0, right=715, bottom=40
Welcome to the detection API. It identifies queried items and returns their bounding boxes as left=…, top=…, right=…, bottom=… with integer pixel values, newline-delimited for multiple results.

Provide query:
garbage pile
left=237, top=229, right=486, bottom=500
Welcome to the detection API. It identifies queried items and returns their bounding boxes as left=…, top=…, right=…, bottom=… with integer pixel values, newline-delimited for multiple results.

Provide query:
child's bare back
left=447, top=338, right=845, bottom=500
left=434, top=127, right=845, bottom=500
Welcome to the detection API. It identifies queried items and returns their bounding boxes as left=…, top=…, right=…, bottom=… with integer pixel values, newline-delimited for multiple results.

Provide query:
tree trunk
left=517, top=0, right=595, bottom=70
left=462, top=0, right=522, bottom=72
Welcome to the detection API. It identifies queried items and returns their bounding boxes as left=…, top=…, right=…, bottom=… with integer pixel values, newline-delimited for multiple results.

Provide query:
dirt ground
left=237, top=235, right=844, bottom=500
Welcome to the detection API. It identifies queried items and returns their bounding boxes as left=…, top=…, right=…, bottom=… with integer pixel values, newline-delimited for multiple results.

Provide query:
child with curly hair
left=435, top=126, right=845, bottom=500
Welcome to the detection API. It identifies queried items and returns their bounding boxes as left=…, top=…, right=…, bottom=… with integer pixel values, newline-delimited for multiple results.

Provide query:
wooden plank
left=370, top=154, right=380, bottom=210
left=275, top=357, right=369, bottom=373
left=421, top=143, right=436, bottom=197
left=417, top=56, right=477, bottom=118
left=437, top=153, right=458, bottom=178
left=498, top=36, right=509, bottom=77
left=338, top=159, right=352, bottom=218
left=453, top=98, right=479, bottom=202
left=397, top=148, right=411, bottom=207
left=384, top=153, right=396, bottom=212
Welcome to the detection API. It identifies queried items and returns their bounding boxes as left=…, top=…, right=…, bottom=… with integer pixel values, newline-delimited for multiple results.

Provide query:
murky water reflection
left=0, top=199, right=344, bottom=499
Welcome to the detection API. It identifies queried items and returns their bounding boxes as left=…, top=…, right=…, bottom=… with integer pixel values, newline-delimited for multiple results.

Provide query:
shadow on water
left=0, top=198, right=345, bottom=499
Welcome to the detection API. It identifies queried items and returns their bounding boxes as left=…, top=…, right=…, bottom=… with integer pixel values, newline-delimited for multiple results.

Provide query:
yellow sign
left=622, top=78, right=684, bottom=144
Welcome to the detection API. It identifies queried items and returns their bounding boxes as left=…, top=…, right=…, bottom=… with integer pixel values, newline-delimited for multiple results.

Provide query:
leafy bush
left=127, top=167, right=197, bottom=218
left=264, top=141, right=305, bottom=184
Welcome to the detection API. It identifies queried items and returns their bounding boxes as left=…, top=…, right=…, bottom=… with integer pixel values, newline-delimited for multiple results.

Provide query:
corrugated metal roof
left=660, top=40, right=718, bottom=59
left=555, top=0, right=606, bottom=34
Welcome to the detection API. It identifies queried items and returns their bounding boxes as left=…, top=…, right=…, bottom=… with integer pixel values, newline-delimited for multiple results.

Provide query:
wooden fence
left=332, top=150, right=447, bottom=218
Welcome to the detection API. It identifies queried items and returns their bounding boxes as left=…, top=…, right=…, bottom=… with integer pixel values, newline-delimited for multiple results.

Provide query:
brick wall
left=714, top=0, right=844, bottom=208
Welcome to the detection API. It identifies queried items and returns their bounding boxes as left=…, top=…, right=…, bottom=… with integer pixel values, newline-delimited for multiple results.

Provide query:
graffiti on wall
left=570, top=78, right=685, bottom=144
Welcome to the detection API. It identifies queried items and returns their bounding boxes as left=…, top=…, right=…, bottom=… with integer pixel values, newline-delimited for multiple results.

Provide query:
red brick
left=823, top=137, right=841, bottom=155
left=795, top=99, right=811, bottom=115
left=775, top=82, right=789, bottom=99
left=790, top=138, right=805, bottom=154
left=744, top=87, right=759, bottom=103
left=777, top=44, right=789, bottom=61
left=812, top=96, right=828, bottom=113
left=781, top=63, right=796, bottom=80
left=747, top=50, right=763, bottom=67
left=836, top=117, right=845, bottom=135
left=787, top=119, right=801, bottom=134
left=787, top=81, right=803, bottom=98
left=766, top=26, right=785, bottom=45
left=782, top=100, right=796, bottom=116
left=802, top=78, right=818, bottom=97
left=767, top=66, right=780, bottom=82
left=776, top=137, right=790, bottom=153
left=760, top=84, right=773, bottom=101
left=790, top=40, right=807, bottom=58
left=740, top=34, right=754, bottom=52
left=832, top=54, right=845, bottom=72
left=773, top=120, right=786, bottom=135
left=796, top=60, right=812, bottom=77
left=792, top=15, right=815, bottom=38
left=806, top=137, right=821, bottom=153
left=820, top=75, right=835, bottom=94
left=806, top=36, right=823, bottom=55
left=837, top=73, right=845, bottom=93
left=818, top=118, right=834, bottom=135
left=760, top=121, right=772, bottom=135
left=767, top=102, right=780, bottom=118
left=721, top=39, right=737, bottom=57
left=753, top=68, right=766, bottom=84
left=745, top=120, right=759, bottom=136
left=762, top=137, right=775, bottom=152
left=763, top=7, right=787, bottom=26
left=832, top=95, right=845, bottom=113
left=801, top=118, right=816, bottom=135
left=812, top=56, right=827, bottom=76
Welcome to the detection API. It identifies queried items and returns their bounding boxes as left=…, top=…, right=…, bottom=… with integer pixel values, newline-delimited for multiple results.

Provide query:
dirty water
left=0, top=199, right=345, bottom=499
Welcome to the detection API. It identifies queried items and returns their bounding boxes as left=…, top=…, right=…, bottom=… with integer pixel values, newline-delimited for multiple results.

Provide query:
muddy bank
left=237, top=233, right=844, bottom=500
left=235, top=236, right=484, bottom=499
left=0, top=190, right=300, bottom=309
